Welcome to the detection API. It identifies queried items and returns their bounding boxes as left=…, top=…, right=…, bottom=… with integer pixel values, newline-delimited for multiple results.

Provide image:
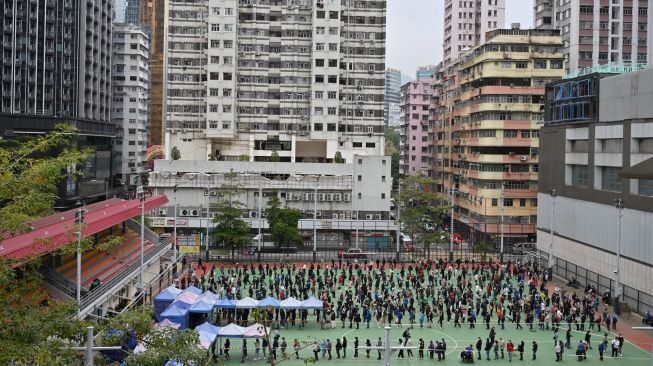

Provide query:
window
left=314, top=91, right=323, bottom=99
left=534, top=60, right=547, bottom=69
left=515, top=61, right=528, bottom=69
left=316, top=43, right=324, bottom=51
left=210, top=72, right=219, bottom=80
left=327, top=107, right=337, bottom=115
left=316, top=27, right=325, bottom=35
left=600, top=138, right=623, bottom=153
left=519, top=199, right=526, bottom=207
left=329, top=27, right=338, bottom=35
left=329, top=11, right=339, bottom=19
left=329, top=43, right=338, bottom=51
left=328, top=75, right=337, bottom=83
left=601, top=167, right=623, bottom=192
left=210, top=40, right=220, bottom=48
left=315, top=75, right=324, bottom=83
left=358, top=175, right=362, bottom=181
left=328, top=59, right=338, bottom=67
left=491, top=198, right=498, bottom=206
left=315, top=59, right=324, bottom=67
left=211, top=24, right=220, bottom=32
left=223, top=72, right=232, bottom=80
left=327, top=91, right=337, bottom=99
left=316, top=11, right=325, bottom=18
left=210, top=88, right=219, bottom=96
left=503, top=198, right=513, bottom=207
left=638, top=179, right=653, bottom=196
left=314, top=107, right=323, bottom=115
left=571, top=165, right=588, bottom=187
left=210, top=56, right=219, bottom=64
left=381, top=193, right=386, bottom=199
left=353, top=142, right=363, bottom=147
left=223, top=56, right=232, bottom=64
left=550, top=60, right=563, bottom=69
left=358, top=193, right=362, bottom=199
left=223, top=88, right=232, bottom=96
left=504, top=130, right=518, bottom=138
left=223, top=105, right=232, bottom=113
left=381, top=175, right=386, bottom=182
left=366, top=142, right=376, bottom=148
left=223, top=40, right=233, bottom=48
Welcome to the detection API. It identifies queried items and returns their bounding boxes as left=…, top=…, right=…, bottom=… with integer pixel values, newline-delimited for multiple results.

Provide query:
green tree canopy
left=266, top=193, right=302, bottom=248
left=270, top=150, right=280, bottom=162
left=333, top=151, right=345, bottom=163
left=212, top=170, right=251, bottom=258
left=170, top=146, right=181, bottom=160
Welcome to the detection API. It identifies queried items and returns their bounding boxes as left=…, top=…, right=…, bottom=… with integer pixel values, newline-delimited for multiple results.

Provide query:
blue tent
left=216, top=298, right=237, bottom=309
left=160, top=304, right=189, bottom=330
left=258, top=296, right=280, bottom=308
left=195, top=322, right=221, bottom=335
left=184, top=285, right=203, bottom=295
left=153, top=286, right=182, bottom=321
left=170, top=300, right=193, bottom=310
left=189, top=300, right=214, bottom=314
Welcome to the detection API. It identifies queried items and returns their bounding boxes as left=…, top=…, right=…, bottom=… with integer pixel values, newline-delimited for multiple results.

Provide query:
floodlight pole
left=137, top=185, right=145, bottom=291
left=313, top=175, right=319, bottom=262
left=257, top=179, right=262, bottom=262
left=548, top=189, right=556, bottom=279
left=449, top=187, right=455, bottom=262
left=396, top=180, right=401, bottom=261
left=173, top=184, right=178, bottom=262
left=76, top=208, right=85, bottom=316
left=614, top=198, right=624, bottom=315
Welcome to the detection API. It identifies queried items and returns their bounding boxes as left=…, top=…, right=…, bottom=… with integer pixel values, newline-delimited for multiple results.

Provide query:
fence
left=538, top=250, right=652, bottom=316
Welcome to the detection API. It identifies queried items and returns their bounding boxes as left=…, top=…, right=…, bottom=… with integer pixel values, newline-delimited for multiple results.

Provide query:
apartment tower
left=399, top=76, right=434, bottom=176
left=164, top=0, right=387, bottom=163
left=384, top=67, right=401, bottom=127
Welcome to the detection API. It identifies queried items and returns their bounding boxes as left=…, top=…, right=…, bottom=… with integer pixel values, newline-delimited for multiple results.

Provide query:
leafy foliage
left=212, top=170, right=251, bottom=258
left=333, top=151, right=344, bottom=163
left=266, top=194, right=302, bottom=248
left=238, top=154, right=250, bottom=162
left=398, top=175, right=446, bottom=254
left=170, top=146, right=181, bottom=160
left=270, top=150, right=281, bottom=162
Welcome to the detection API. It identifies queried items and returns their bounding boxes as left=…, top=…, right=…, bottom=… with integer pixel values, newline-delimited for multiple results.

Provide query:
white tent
left=217, top=323, right=246, bottom=338
left=243, top=323, right=270, bottom=338
left=280, top=297, right=302, bottom=309
left=236, top=297, right=259, bottom=309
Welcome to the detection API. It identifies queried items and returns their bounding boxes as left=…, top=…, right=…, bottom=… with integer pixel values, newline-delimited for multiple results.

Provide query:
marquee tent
left=217, top=323, right=246, bottom=338
left=300, top=296, right=324, bottom=309
left=189, top=300, right=214, bottom=314
left=216, top=298, right=237, bottom=309
left=243, top=323, right=270, bottom=338
left=257, top=296, right=280, bottom=308
left=280, top=297, right=302, bottom=309
left=198, top=330, right=217, bottom=349
left=160, top=304, right=189, bottom=330
left=199, top=291, right=220, bottom=304
left=195, top=322, right=220, bottom=335
left=155, top=319, right=181, bottom=329
left=153, top=286, right=182, bottom=321
left=175, top=291, right=200, bottom=306
left=236, top=297, right=259, bottom=309
left=183, top=285, right=203, bottom=295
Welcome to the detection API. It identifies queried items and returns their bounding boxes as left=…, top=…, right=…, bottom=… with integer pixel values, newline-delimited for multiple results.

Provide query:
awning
left=619, top=158, right=653, bottom=179
left=0, top=196, right=169, bottom=262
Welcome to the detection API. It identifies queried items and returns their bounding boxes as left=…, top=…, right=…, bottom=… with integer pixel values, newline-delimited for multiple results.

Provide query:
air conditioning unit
left=250, top=211, right=257, bottom=218
left=343, top=193, right=351, bottom=202
left=210, top=191, right=218, bottom=196
left=332, top=213, right=339, bottom=219
left=315, top=211, right=322, bottom=218
left=302, top=193, right=309, bottom=201
left=374, top=214, right=382, bottom=220
left=158, top=209, right=167, bottom=216
left=261, top=212, right=267, bottom=218
left=286, top=193, right=293, bottom=201
left=339, top=213, right=345, bottom=219
left=209, top=212, right=217, bottom=218
left=310, top=193, right=316, bottom=201
left=352, top=212, right=358, bottom=219
left=318, top=193, right=325, bottom=201
left=326, top=193, right=333, bottom=201
left=293, top=193, right=300, bottom=200
left=520, top=155, right=528, bottom=161
left=365, top=214, right=373, bottom=220
left=190, top=209, right=200, bottom=217
left=204, top=190, right=210, bottom=196
left=334, top=193, right=342, bottom=201
left=180, top=209, right=190, bottom=216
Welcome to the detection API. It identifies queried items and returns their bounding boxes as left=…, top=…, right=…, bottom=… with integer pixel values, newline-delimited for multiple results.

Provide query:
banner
left=179, top=245, right=200, bottom=254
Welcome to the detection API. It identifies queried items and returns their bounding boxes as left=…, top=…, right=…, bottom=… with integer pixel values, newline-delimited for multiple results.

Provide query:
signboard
left=150, top=218, right=188, bottom=227
left=320, top=220, right=333, bottom=229
left=179, top=245, right=200, bottom=254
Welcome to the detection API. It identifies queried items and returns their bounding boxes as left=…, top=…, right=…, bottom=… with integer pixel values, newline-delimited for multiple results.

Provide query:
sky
left=386, top=0, right=534, bottom=78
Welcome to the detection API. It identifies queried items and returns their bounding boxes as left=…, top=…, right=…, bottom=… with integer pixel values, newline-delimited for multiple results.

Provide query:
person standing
left=365, top=338, right=371, bottom=358
left=406, top=337, right=414, bottom=358
left=617, top=333, right=624, bottom=357
left=293, top=339, right=301, bottom=359
left=327, top=339, right=333, bottom=360
left=532, top=341, right=538, bottom=360
left=242, top=339, right=248, bottom=363
left=281, top=337, right=287, bottom=356
left=397, top=339, right=405, bottom=359
left=376, top=337, right=383, bottom=360
left=418, top=338, right=425, bottom=359
left=429, top=340, right=435, bottom=359
left=566, top=328, right=572, bottom=349
left=335, top=338, right=342, bottom=359
left=342, top=337, right=348, bottom=358
left=611, top=337, right=619, bottom=358
left=517, top=340, right=525, bottom=361
left=313, top=341, right=320, bottom=361
left=598, top=340, right=606, bottom=361
left=485, top=337, right=493, bottom=360
left=224, top=339, right=231, bottom=360
left=353, top=337, right=359, bottom=358
left=476, top=337, right=483, bottom=360
left=555, top=340, right=562, bottom=361
left=585, top=330, right=592, bottom=349
left=254, top=339, right=261, bottom=360
left=507, top=340, right=515, bottom=362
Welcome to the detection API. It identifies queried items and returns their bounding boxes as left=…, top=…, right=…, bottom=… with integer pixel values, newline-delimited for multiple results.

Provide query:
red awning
left=0, top=196, right=169, bottom=262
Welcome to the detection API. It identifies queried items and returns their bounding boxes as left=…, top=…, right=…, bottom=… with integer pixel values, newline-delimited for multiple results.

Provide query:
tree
left=333, top=151, right=345, bottom=163
left=265, top=193, right=302, bottom=249
left=212, top=170, right=251, bottom=259
left=238, top=154, right=250, bottom=162
left=270, top=150, right=280, bottom=162
left=170, top=146, right=181, bottom=160
left=397, top=175, right=447, bottom=259
left=384, top=128, right=400, bottom=190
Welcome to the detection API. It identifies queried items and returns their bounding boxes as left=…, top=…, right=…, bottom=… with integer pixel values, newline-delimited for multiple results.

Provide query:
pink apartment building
left=399, top=77, right=435, bottom=176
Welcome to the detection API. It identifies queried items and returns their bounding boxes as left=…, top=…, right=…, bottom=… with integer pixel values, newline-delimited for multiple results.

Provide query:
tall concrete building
left=538, top=68, right=653, bottom=312
left=443, top=0, right=505, bottom=65
left=385, top=67, right=401, bottom=127
left=534, top=0, right=652, bottom=73
left=0, top=0, right=115, bottom=208
left=139, top=0, right=165, bottom=146
left=112, top=24, right=150, bottom=188
left=416, top=64, right=437, bottom=80
left=163, top=0, right=387, bottom=163
left=435, top=28, right=564, bottom=245
left=399, top=77, right=434, bottom=176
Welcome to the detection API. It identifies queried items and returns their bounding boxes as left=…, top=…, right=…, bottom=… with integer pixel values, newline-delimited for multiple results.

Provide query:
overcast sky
left=387, top=0, right=533, bottom=77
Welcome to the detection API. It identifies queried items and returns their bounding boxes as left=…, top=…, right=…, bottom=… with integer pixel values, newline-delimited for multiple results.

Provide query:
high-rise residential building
left=385, top=67, right=401, bottom=127
left=0, top=0, right=115, bottom=209
left=426, top=62, right=444, bottom=180
left=538, top=68, right=653, bottom=311
left=163, top=0, right=387, bottom=163
left=112, top=24, right=150, bottom=188
left=534, top=0, right=652, bottom=73
left=416, top=64, right=437, bottom=80
left=443, top=0, right=505, bottom=65
left=139, top=0, right=165, bottom=146
left=435, top=27, right=564, bottom=245
left=399, top=77, right=434, bottom=176
left=125, top=0, right=141, bottom=24
left=115, top=0, right=129, bottom=23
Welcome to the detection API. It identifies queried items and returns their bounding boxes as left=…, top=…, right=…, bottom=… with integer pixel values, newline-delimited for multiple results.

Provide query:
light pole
left=313, top=175, right=319, bottom=262
left=205, top=190, right=210, bottom=262
left=396, top=179, right=401, bottom=261
left=137, top=185, right=145, bottom=291
left=173, top=184, right=178, bottom=263
left=257, top=178, right=262, bottom=262
left=614, top=198, right=624, bottom=315
left=449, top=186, right=455, bottom=261
left=75, top=208, right=85, bottom=316
left=548, top=189, right=557, bottom=279
left=499, top=183, right=505, bottom=263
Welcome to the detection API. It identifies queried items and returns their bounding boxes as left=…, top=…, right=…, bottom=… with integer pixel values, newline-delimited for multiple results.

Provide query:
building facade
left=139, top=0, right=165, bottom=145
left=443, top=0, right=505, bottom=65
left=399, top=77, right=434, bottom=176
left=385, top=67, right=401, bottom=127
left=534, top=0, right=651, bottom=73
left=112, top=24, right=150, bottom=188
left=435, top=28, right=564, bottom=245
left=148, top=155, right=397, bottom=249
left=416, top=64, right=437, bottom=80
left=538, top=68, right=653, bottom=308
left=163, top=0, right=387, bottom=163
left=1, top=0, right=115, bottom=208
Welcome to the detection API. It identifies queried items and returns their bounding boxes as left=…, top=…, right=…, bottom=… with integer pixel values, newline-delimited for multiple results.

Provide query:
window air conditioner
left=180, top=209, right=189, bottom=216
left=191, top=209, right=199, bottom=216
left=318, top=193, right=325, bottom=201
left=343, top=193, right=351, bottom=202
left=365, top=214, right=373, bottom=220
left=302, top=193, right=309, bottom=200
left=375, top=214, right=382, bottom=220
left=520, top=156, right=528, bottom=161
left=334, top=193, right=342, bottom=201
left=158, top=209, right=167, bottom=216
left=316, top=211, right=322, bottom=218
left=339, top=213, right=345, bottom=219
left=333, top=213, right=339, bottom=219
left=326, top=193, right=333, bottom=201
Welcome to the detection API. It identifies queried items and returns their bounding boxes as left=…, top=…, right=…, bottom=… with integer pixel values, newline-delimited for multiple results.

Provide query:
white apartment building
left=443, top=0, right=505, bottom=65
left=112, top=24, right=150, bottom=186
left=534, top=0, right=652, bottom=73
left=163, top=0, right=387, bottom=164
left=148, top=155, right=397, bottom=248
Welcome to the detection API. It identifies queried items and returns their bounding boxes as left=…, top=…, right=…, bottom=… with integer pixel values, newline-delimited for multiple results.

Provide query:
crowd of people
left=176, top=256, right=633, bottom=362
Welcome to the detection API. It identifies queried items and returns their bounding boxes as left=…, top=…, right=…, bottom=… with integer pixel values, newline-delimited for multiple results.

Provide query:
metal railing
left=126, top=218, right=159, bottom=244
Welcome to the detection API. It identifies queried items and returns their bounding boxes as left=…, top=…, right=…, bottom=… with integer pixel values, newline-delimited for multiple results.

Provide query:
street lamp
left=75, top=207, right=86, bottom=316
left=548, top=189, right=557, bottom=280
left=449, top=186, right=455, bottom=262
left=396, top=179, right=402, bottom=261
left=257, top=178, right=262, bottom=262
left=172, top=184, right=178, bottom=263
left=499, top=183, right=505, bottom=263
left=614, top=198, right=624, bottom=315
left=312, top=175, right=319, bottom=262
left=137, top=185, right=145, bottom=291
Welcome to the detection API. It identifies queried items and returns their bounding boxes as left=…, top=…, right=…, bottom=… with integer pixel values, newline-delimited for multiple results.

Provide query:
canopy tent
left=243, top=323, right=270, bottom=338
left=217, top=323, right=246, bottom=338
left=236, top=297, right=259, bottom=309
left=195, top=322, right=220, bottom=335
left=184, top=285, right=203, bottom=295
left=216, top=298, right=237, bottom=309
left=198, top=330, right=217, bottom=349
left=280, top=297, right=302, bottom=309
left=189, top=300, right=214, bottom=314
left=619, top=157, right=653, bottom=179
left=199, top=291, right=220, bottom=304
left=155, top=319, right=181, bottom=329
left=258, top=296, right=280, bottom=308
left=175, top=291, right=200, bottom=306
left=160, top=304, right=189, bottom=330
left=300, top=296, right=324, bottom=309
left=153, top=286, right=182, bottom=321
left=170, top=300, right=194, bottom=310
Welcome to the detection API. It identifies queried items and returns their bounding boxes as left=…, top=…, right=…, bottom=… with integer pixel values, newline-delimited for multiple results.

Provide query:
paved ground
left=181, top=260, right=653, bottom=365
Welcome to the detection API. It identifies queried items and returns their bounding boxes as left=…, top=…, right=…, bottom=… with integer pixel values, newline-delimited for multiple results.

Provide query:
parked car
left=338, top=248, right=367, bottom=259
left=511, top=242, right=536, bottom=253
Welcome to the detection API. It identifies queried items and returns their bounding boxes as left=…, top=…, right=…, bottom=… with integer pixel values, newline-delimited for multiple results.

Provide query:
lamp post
left=396, top=179, right=401, bottom=261
left=614, top=198, right=624, bottom=315
left=499, top=183, right=505, bottom=263
left=205, top=190, right=210, bottom=262
left=75, top=208, right=85, bottom=316
left=548, top=189, right=557, bottom=280
left=137, top=185, right=145, bottom=291
left=313, top=175, right=319, bottom=262
left=257, top=179, right=262, bottom=262
left=173, top=184, right=178, bottom=263
left=449, top=186, right=455, bottom=262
